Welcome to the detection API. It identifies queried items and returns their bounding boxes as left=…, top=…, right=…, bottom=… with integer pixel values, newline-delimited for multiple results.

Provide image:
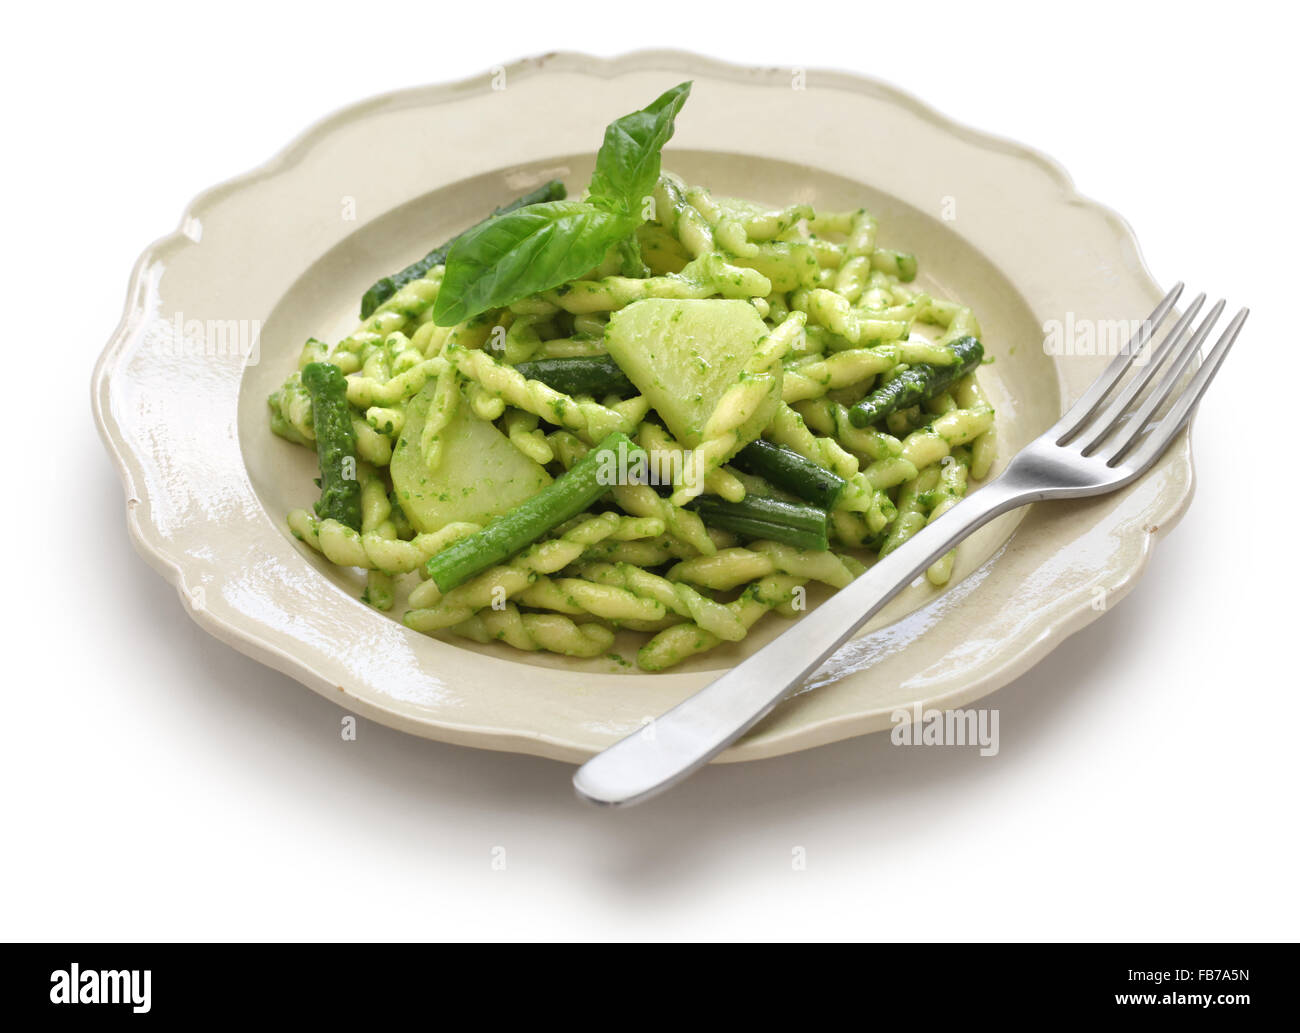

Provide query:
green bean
left=849, top=336, right=984, bottom=427
left=424, top=432, right=640, bottom=591
left=301, top=362, right=362, bottom=530
left=688, top=494, right=829, bottom=551
left=731, top=439, right=847, bottom=508
left=512, top=355, right=635, bottom=398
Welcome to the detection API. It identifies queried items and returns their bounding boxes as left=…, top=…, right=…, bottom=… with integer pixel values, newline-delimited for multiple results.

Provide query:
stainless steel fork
left=574, top=283, right=1247, bottom=806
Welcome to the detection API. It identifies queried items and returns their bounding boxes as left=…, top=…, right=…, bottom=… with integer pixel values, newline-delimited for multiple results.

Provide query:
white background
left=3, top=0, right=1296, bottom=941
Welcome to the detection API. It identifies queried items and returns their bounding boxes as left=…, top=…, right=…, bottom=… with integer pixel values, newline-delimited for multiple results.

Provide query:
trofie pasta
left=268, top=81, right=997, bottom=671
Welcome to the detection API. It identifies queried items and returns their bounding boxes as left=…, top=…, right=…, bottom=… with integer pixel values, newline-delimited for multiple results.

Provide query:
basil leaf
left=432, top=201, right=633, bottom=326
left=587, top=81, right=692, bottom=217
left=432, top=83, right=694, bottom=322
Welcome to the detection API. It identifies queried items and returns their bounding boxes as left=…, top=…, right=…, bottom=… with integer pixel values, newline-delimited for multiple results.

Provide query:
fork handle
left=573, top=474, right=1032, bottom=806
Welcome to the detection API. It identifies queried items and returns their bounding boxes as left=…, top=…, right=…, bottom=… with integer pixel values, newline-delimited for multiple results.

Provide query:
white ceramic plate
left=92, top=51, right=1190, bottom=763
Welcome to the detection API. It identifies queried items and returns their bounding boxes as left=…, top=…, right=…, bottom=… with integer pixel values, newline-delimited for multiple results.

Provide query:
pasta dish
left=267, top=82, right=996, bottom=671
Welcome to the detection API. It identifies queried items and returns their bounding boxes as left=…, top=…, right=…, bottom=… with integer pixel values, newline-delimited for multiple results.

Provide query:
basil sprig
left=587, top=81, right=692, bottom=219
left=432, top=202, right=632, bottom=328
left=432, top=81, right=693, bottom=327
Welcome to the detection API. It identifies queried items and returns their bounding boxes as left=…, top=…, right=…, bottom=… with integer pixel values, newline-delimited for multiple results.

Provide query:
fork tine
left=1100, top=298, right=1224, bottom=461
left=1077, top=293, right=1206, bottom=454
left=1113, top=307, right=1248, bottom=471
left=1056, top=281, right=1183, bottom=444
